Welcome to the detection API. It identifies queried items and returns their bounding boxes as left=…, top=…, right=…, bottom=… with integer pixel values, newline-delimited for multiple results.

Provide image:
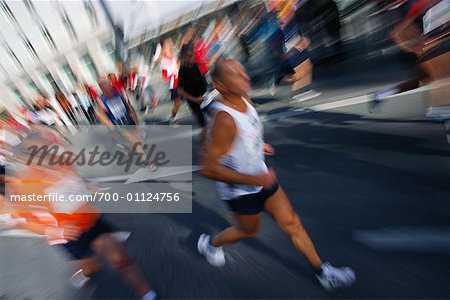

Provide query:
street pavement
left=1, top=54, right=450, bottom=299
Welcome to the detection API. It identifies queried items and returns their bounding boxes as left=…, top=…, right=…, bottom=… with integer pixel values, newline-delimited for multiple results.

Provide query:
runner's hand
left=62, top=225, right=82, bottom=241
left=194, top=97, right=204, bottom=104
left=256, top=168, right=277, bottom=190
left=263, top=143, right=275, bottom=156
left=45, top=225, right=81, bottom=241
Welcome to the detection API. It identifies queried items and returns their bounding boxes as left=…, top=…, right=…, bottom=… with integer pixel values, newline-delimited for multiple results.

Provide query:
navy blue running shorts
left=59, top=217, right=114, bottom=260
left=226, top=183, right=280, bottom=215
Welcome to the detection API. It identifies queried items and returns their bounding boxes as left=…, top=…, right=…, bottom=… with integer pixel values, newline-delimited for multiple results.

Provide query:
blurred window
left=21, top=34, right=40, bottom=61
left=42, top=71, right=59, bottom=94
left=102, top=41, right=116, bottom=70
left=61, top=10, right=78, bottom=41
left=84, top=1, right=98, bottom=27
left=80, top=53, right=99, bottom=82
left=2, top=1, right=40, bottom=61
left=11, top=87, right=29, bottom=108
left=0, top=62, right=6, bottom=76
left=40, top=25, right=58, bottom=51
left=11, top=88, right=26, bottom=102
left=60, top=63, right=78, bottom=91
left=4, top=44, right=24, bottom=71
left=0, top=1, right=17, bottom=25
left=26, top=78, right=43, bottom=96
left=24, top=0, right=58, bottom=52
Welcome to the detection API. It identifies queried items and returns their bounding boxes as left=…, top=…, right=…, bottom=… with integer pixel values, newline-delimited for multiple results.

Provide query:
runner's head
left=107, top=73, right=117, bottom=83
left=35, top=97, right=46, bottom=109
left=212, top=58, right=250, bottom=96
left=180, top=43, right=196, bottom=65
left=98, top=79, right=114, bottom=98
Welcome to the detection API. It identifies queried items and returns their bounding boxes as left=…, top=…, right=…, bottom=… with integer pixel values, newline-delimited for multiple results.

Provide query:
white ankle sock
left=141, top=290, right=157, bottom=300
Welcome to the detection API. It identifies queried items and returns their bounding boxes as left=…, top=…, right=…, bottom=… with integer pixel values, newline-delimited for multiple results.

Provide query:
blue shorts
left=226, top=183, right=280, bottom=215
left=287, top=49, right=310, bottom=69
left=59, top=217, right=114, bottom=260
left=170, top=89, right=178, bottom=101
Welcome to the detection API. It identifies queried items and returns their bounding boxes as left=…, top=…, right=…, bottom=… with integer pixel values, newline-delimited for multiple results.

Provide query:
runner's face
left=218, top=60, right=251, bottom=96
left=35, top=98, right=45, bottom=109
left=184, top=51, right=196, bottom=64
left=99, top=82, right=113, bottom=98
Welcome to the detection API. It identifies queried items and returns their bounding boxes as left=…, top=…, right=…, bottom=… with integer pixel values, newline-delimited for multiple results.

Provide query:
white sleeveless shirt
left=209, top=97, right=268, bottom=200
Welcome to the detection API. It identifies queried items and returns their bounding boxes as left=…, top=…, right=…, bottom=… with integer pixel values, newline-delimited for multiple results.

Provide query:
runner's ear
left=212, top=77, right=225, bottom=93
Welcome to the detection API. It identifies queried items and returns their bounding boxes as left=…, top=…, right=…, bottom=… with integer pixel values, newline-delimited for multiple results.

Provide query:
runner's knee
left=239, top=225, right=259, bottom=238
left=81, top=259, right=102, bottom=276
left=108, top=251, right=132, bottom=270
left=279, top=212, right=302, bottom=235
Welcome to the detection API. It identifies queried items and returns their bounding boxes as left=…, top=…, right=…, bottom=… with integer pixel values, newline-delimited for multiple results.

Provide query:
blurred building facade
left=0, top=0, right=116, bottom=111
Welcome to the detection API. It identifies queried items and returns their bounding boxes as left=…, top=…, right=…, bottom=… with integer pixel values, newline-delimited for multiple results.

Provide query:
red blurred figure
left=194, top=38, right=209, bottom=75
left=108, top=73, right=126, bottom=96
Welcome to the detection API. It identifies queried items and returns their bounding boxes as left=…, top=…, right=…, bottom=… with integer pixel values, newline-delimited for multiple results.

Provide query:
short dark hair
left=180, top=43, right=194, bottom=60
left=210, top=56, right=227, bottom=79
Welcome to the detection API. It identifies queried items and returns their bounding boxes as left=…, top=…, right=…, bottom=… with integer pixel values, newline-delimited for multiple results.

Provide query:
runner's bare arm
left=178, top=87, right=204, bottom=104
left=391, top=13, right=426, bottom=56
left=95, top=105, right=114, bottom=130
left=201, top=111, right=275, bottom=188
left=123, top=97, right=139, bottom=125
left=16, top=220, right=81, bottom=240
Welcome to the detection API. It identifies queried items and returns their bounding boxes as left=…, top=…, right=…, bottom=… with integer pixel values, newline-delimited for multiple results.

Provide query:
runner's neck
left=220, top=95, right=247, bottom=113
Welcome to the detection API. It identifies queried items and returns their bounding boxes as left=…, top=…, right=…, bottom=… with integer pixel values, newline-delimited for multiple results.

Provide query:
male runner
left=6, top=128, right=157, bottom=300
left=177, top=44, right=209, bottom=126
left=160, top=39, right=181, bottom=124
left=96, top=79, right=156, bottom=171
left=369, top=0, right=449, bottom=114
left=198, top=58, right=355, bottom=291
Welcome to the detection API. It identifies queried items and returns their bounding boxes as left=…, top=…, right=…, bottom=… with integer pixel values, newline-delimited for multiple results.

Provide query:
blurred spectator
left=177, top=43, right=208, bottom=131
left=84, top=82, right=99, bottom=104
left=295, top=0, right=343, bottom=61
left=97, top=79, right=137, bottom=127
left=161, top=38, right=181, bottom=123
left=370, top=0, right=449, bottom=117
left=72, top=91, right=96, bottom=124
left=33, top=97, right=69, bottom=137
left=55, top=90, right=77, bottom=125
left=127, top=67, right=139, bottom=92
left=108, top=73, right=126, bottom=96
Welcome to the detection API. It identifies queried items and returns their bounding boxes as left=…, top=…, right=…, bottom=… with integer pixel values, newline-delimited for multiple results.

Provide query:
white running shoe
left=112, top=231, right=131, bottom=242
left=141, top=290, right=157, bottom=300
left=69, top=269, right=90, bottom=289
left=268, top=78, right=276, bottom=96
left=168, top=116, right=176, bottom=125
left=316, top=262, right=356, bottom=291
left=197, top=234, right=226, bottom=267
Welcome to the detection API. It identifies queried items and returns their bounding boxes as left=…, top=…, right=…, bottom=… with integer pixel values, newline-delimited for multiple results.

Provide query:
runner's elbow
left=200, top=164, right=217, bottom=179
left=200, top=166, right=213, bottom=178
